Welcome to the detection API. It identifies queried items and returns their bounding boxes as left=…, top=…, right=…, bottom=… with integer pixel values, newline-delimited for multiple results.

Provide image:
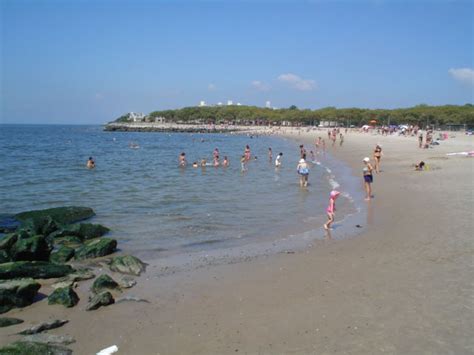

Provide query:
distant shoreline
left=103, top=122, right=283, bottom=134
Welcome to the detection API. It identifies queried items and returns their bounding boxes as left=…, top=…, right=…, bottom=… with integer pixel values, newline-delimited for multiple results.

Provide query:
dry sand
left=1, top=130, right=473, bottom=354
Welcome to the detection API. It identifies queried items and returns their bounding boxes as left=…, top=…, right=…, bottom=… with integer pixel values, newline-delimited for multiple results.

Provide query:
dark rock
left=48, top=287, right=79, bottom=308
left=0, top=341, right=72, bottom=355
left=0, top=250, right=10, bottom=264
left=22, top=334, right=75, bottom=346
left=0, top=317, right=24, bottom=327
left=0, top=278, right=41, bottom=314
left=21, top=216, right=60, bottom=237
left=75, top=238, right=117, bottom=260
left=109, top=255, right=147, bottom=276
left=0, top=261, right=73, bottom=280
left=50, top=246, right=75, bottom=264
left=86, top=291, right=114, bottom=311
left=14, top=206, right=95, bottom=225
left=0, top=234, right=18, bottom=251
left=18, top=319, right=69, bottom=335
left=91, top=274, right=120, bottom=294
left=10, top=235, right=52, bottom=262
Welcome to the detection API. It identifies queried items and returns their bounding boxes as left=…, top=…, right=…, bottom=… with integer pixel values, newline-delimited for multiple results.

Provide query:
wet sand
left=1, top=130, right=473, bottom=354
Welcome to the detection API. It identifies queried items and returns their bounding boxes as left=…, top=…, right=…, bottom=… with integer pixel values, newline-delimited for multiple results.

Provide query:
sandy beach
left=1, top=130, right=472, bottom=354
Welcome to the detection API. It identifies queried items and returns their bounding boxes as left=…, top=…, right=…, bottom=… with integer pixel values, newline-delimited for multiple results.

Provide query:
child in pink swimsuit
left=324, top=190, right=341, bottom=230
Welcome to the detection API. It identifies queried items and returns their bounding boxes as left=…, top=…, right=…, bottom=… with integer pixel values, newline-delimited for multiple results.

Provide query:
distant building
left=217, top=102, right=223, bottom=106
left=155, top=116, right=166, bottom=123
left=227, top=100, right=233, bottom=106
left=127, top=112, right=146, bottom=122
left=265, top=101, right=271, bottom=108
left=199, top=101, right=206, bottom=107
left=237, top=102, right=242, bottom=106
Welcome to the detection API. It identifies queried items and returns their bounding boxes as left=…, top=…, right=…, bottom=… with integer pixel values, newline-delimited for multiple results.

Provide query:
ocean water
left=0, top=125, right=361, bottom=262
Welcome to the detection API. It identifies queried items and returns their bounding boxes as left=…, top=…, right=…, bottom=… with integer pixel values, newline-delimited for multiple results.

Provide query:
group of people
left=179, top=150, right=230, bottom=168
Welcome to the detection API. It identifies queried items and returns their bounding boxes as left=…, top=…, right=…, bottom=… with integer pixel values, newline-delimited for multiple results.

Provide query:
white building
left=227, top=100, right=233, bottom=106
left=217, top=102, right=223, bottom=106
left=128, top=112, right=146, bottom=122
left=265, top=101, right=271, bottom=108
left=237, top=102, right=242, bottom=106
left=199, top=101, right=206, bottom=107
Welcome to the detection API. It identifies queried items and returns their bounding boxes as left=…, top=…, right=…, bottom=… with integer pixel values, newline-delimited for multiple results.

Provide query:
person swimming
left=86, top=157, right=95, bottom=169
left=179, top=152, right=187, bottom=167
left=223, top=156, right=229, bottom=167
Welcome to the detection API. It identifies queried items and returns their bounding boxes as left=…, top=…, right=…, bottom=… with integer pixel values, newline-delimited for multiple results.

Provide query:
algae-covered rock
left=75, top=238, right=117, bottom=260
left=0, top=234, right=18, bottom=251
left=109, top=255, right=147, bottom=276
left=0, top=317, right=24, bottom=328
left=54, top=236, right=82, bottom=249
left=0, top=341, right=72, bottom=355
left=91, top=274, right=119, bottom=294
left=14, top=206, right=95, bottom=225
left=86, top=291, right=114, bottom=311
left=21, top=216, right=60, bottom=237
left=10, top=235, right=51, bottom=262
left=49, top=246, right=75, bottom=264
left=0, top=250, right=10, bottom=264
left=0, top=278, right=41, bottom=314
left=48, top=223, right=109, bottom=241
left=0, top=261, right=73, bottom=280
left=48, top=286, right=79, bottom=308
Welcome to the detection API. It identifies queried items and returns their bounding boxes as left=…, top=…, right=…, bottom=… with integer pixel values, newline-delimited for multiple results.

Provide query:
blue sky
left=1, top=0, right=473, bottom=124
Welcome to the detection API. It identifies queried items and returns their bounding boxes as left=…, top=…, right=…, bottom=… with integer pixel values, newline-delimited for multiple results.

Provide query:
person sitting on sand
left=86, top=157, right=95, bottom=169
left=324, top=190, right=341, bottom=230
left=296, top=158, right=309, bottom=187
left=179, top=152, right=187, bottom=167
left=363, top=157, right=374, bottom=201
left=275, top=152, right=283, bottom=167
left=415, top=161, right=425, bottom=171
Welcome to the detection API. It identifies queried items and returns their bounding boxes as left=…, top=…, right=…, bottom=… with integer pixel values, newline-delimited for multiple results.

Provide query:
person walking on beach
left=179, top=152, right=187, bottom=167
left=363, top=157, right=374, bottom=201
left=418, top=131, right=423, bottom=148
left=275, top=152, right=283, bottom=167
left=373, top=144, right=382, bottom=173
left=324, top=190, right=340, bottom=230
left=296, top=158, right=309, bottom=187
left=86, top=157, right=95, bottom=169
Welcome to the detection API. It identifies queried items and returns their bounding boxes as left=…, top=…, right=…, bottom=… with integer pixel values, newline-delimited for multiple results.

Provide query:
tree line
left=115, top=104, right=474, bottom=128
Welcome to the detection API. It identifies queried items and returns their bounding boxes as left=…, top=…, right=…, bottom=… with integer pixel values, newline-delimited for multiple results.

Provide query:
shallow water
left=0, top=125, right=361, bottom=260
